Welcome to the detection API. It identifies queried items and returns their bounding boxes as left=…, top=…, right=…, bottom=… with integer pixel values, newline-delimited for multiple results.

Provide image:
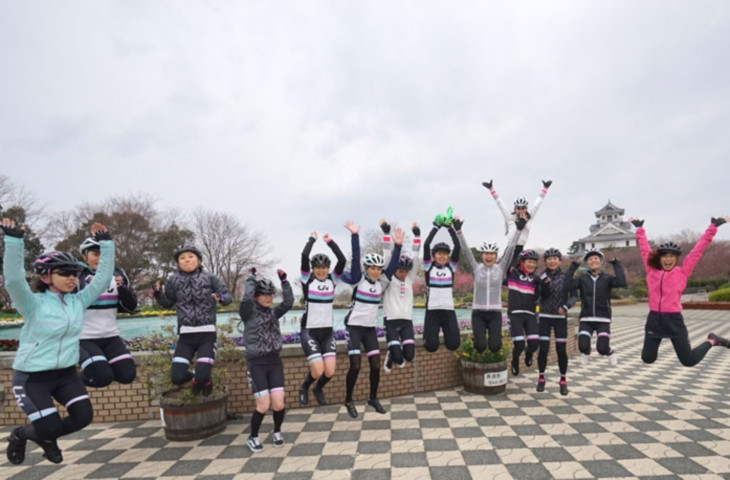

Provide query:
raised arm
left=499, top=216, right=527, bottom=265
left=680, top=217, right=726, bottom=277
left=325, top=233, right=347, bottom=278
left=239, top=270, right=257, bottom=322
left=274, top=270, right=294, bottom=318
left=1, top=220, right=36, bottom=315
left=383, top=227, right=404, bottom=280
left=380, top=219, right=394, bottom=265
left=422, top=223, right=441, bottom=270
left=300, top=233, right=316, bottom=281
left=339, top=221, right=362, bottom=285
left=528, top=180, right=551, bottom=220
left=630, top=218, right=651, bottom=269
left=608, top=259, right=627, bottom=288
left=77, top=225, right=116, bottom=309
left=456, top=230, right=477, bottom=272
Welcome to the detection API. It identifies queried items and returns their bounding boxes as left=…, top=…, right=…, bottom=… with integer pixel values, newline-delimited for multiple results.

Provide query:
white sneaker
left=272, top=431, right=284, bottom=447
left=398, top=361, right=406, bottom=369
left=247, top=435, right=263, bottom=452
left=609, top=353, right=618, bottom=367
left=580, top=354, right=589, bottom=366
left=383, top=352, right=392, bottom=373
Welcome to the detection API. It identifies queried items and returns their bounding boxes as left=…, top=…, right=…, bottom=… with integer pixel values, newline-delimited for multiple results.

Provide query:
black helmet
left=174, top=245, right=203, bottom=261
left=310, top=253, right=331, bottom=268
left=432, top=242, right=451, bottom=254
left=583, top=248, right=604, bottom=262
left=658, top=241, right=681, bottom=255
left=397, top=255, right=414, bottom=272
left=519, top=249, right=539, bottom=261
left=32, top=251, right=81, bottom=275
left=255, top=278, right=276, bottom=295
left=543, top=248, right=562, bottom=260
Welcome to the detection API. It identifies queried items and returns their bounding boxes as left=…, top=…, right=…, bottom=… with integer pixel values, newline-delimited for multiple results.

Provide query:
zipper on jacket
left=57, top=299, right=72, bottom=370
left=592, top=275, right=597, bottom=317
left=658, top=271, right=665, bottom=313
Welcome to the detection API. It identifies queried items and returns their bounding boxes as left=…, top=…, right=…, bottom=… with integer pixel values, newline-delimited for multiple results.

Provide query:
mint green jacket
left=3, top=236, right=115, bottom=372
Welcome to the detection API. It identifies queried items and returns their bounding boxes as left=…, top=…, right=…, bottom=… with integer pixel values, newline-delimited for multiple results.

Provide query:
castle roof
left=595, top=200, right=624, bottom=216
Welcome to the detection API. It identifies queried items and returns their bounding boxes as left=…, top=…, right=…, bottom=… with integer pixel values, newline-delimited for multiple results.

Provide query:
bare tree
left=191, top=208, right=275, bottom=297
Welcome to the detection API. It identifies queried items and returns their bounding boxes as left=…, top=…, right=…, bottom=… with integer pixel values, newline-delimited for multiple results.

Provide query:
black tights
left=345, top=354, right=380, bottom=402
left=538, top=317, right=568, bottom=375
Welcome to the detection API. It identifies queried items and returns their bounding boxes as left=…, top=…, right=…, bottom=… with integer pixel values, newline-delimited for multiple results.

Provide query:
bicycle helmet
left=32, top=251, right=81, bottom=275
left=519, top=249, right=539, bottom=261
left=310, top=253, right=331, bottom=268
left=254, top=278, right=276, bottom=295
left=397, top=255, right=414, bottom=271
left=174, top=245, right=203, bottom=261
left=78, top=237, right=100, bottom=255
left=363, top=253, right=385, bottom=268
left=431, top=242, right=451, bottom=254
left=478, top=241, right=499, bottom=253
left=543, top=248, right=562, bottom=260
left=658, top=241, right=681, bottom=255
left=514, top=197, right=529, bottom=208
left=583, top=248, right=604, bottom=262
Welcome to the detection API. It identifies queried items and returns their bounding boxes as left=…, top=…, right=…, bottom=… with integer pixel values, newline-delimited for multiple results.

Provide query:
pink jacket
left=636, top=224, right=717, bottom=313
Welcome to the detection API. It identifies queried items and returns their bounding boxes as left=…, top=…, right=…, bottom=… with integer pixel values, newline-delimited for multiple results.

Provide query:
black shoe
left=6, top=427, right=26, bottom=465
left=345, top=401, right=358, bottom=418
left=298, top=385, right=309, bottom=406
left=510, top=358, right=519, bottom=376
left=709, top=333, right=730, bottom=348
left=191, top=380, right=201, bottom=395
left=524, top=351, right=533, bottom=367
left=38, top=439, right=63, bottom=464
left=312, top=386, right=327, bottom=406
left=201, top=381, right=213, bottom=397
left=367, top=397, right=387, bottom=414
left=559, top=382, right=569, bottom=396
left=536, top=378, right=546, bottom=392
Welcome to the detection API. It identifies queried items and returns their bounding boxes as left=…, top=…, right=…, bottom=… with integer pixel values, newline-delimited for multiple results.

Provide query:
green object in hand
left=433, top=213, right=445, bottom=226
left=442, top=206, right=454, bottom=226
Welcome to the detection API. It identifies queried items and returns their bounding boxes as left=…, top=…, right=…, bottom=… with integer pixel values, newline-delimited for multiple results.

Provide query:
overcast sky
left=1, top=1, right=729, bottom=278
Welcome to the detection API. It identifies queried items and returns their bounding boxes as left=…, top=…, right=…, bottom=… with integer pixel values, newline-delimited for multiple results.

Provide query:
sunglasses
left=53, top=269, right=78, bottom=277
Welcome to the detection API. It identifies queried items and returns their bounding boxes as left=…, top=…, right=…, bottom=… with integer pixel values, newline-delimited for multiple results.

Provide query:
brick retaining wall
left=1, top=318, right=578, bottom=426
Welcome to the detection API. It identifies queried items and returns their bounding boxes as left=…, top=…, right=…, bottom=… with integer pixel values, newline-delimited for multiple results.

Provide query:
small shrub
left=709, top=288, right=730, bottom=302
left=456, top=332, right=511, bottom=364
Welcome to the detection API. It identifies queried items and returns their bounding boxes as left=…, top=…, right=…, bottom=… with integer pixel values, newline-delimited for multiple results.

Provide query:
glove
left=631, top=219, right=644, bottom=228
left=482, top=179, right=493, bottom=190
left=608, top=258, right=618, bottom=265
left=570, top=260, right=580, bottom=270
left=277, top=269, right=287, bottom=281
left=94, top=230, right=112, bottom=241
left=0, top=224, right=25, bottom=238
left=515, top=216, right=527, bottom=231
left=452, top=218, right=463, bottom=231
left=412, top=225, right=421, bottom=237
left=542, top=180, right=553, bottom=189
left=379, top=220, right=391, bottom=235
left=249, top=267, right=257, bottom=275
left=711, top=217, right=726, bottom=227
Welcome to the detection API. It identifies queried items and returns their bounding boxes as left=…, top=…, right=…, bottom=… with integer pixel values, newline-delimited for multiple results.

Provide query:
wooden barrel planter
left=461, top=360, right=508, bottom=395
left=160, top=392, right=228, bottom=441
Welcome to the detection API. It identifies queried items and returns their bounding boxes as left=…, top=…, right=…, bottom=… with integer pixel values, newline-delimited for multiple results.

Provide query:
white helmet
left=79, top=237, right=100, bottom=255
left=363, top=253, right=385, bottom=267
left=478, top=241, right=499, bottom=253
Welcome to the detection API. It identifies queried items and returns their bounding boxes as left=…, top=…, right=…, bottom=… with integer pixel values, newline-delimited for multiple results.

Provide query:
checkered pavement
left=2, top=305, right=730, bottom=479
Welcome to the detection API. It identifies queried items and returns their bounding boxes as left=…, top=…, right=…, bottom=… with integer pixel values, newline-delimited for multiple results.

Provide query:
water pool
left=0, top=308, right=477, bottom=340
